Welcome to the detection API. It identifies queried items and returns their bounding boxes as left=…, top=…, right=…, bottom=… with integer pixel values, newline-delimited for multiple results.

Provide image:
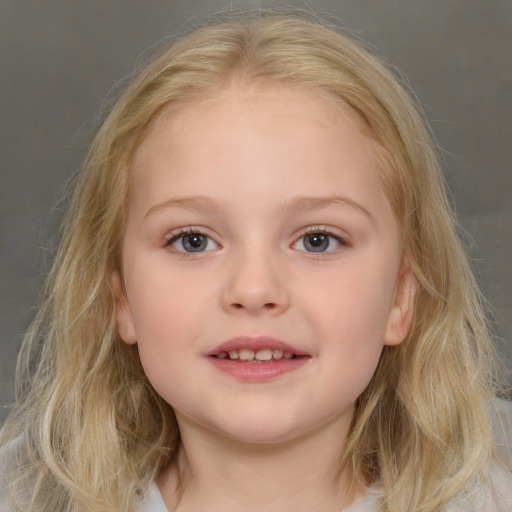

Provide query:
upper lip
left=206, top=336, right=309, bottom=357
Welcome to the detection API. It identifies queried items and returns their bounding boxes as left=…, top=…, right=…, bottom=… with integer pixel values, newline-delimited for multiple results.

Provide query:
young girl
left=1, top=11, right=511, bottom=512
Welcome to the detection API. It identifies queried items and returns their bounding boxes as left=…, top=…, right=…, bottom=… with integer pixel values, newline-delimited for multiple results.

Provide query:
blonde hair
left=1, top=11, right=500, bottom=512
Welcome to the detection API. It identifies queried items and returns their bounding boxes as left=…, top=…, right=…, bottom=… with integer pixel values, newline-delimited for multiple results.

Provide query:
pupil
left=305, top=233, right=329, bottom=252
left=183, top=234, right=206, bottom=252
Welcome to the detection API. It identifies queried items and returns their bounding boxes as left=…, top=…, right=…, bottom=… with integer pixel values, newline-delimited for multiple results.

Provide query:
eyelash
left=293, top=226, right=349, bottom=253
left=163, top=226, right=349, bottom=254
left=164, top=227, right=219, bottom=253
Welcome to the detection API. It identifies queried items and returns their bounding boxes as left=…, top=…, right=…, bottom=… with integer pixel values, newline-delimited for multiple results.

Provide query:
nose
left=221, top=248, right=290, bottom=316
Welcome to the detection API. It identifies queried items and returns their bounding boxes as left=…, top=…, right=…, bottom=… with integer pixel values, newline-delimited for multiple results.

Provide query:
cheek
left=123, top=267, right=212, bottom=389
left=304, top=262, right=395, bottom=342
left=132, top=296, right=198, bottom=407
left=126, top=258, right=213, bottom=333
left=300, top=261, right=395, bottom=390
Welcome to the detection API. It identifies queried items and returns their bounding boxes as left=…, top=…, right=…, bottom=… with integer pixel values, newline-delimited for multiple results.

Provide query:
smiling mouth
left=212, top=348, right=304, bottom=363
left=207, top=337, right=310, bottom=380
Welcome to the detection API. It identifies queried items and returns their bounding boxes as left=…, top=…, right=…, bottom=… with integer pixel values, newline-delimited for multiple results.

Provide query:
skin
left=112, top=84, right=417, bottom=511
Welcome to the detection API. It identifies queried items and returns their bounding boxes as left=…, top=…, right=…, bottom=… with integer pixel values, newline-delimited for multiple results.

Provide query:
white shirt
left=138, top=484, right=379, bottom=512
left=137, top=482, right=383, bottom=511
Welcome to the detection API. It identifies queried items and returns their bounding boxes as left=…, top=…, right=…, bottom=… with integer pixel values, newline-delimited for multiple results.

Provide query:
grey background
left=1, top=0, right=511, bottom=424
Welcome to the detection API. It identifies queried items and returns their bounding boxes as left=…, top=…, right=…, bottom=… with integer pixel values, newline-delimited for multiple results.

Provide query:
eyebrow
left=144, top=194, right=374, bottom=222
left=280, top=195, right=374, bottom=222
left=144, top=195, right=225, bottom=219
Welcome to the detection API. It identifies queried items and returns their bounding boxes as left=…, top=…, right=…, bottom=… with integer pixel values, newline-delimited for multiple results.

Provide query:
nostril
left=229, top=301, right=278, bottom=312
left=224, top=288, right=289, bottom=315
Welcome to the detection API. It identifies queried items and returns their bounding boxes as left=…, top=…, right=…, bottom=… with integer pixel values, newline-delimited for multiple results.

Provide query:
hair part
left=1, top=10, right=499, bottom=512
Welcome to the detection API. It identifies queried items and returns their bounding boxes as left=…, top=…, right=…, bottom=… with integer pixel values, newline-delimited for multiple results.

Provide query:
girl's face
left=113, top=85, right=416, bottom=444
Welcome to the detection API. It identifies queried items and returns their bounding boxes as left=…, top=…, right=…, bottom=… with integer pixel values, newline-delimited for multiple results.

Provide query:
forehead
left=130, top=83, right=379, bottom=185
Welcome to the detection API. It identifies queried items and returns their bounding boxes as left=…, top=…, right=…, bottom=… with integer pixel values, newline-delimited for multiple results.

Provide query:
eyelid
left=164, top=226, right=220, bottom=252
left=291, top=225, right=350, bottom=253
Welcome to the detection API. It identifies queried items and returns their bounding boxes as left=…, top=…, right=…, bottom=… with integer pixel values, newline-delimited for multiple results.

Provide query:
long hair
left=1, top=11, right=499, bottom=512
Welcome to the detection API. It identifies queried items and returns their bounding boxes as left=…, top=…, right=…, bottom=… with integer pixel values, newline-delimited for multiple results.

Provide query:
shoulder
left=491, top=398, right=512, bottom=467
left=487, top=399, right=512, bottom=510
left=349, top=400, right=512, bottom=512
left=137, top=482, right=168, bottom=512
left=343, top=488, right=383, bottom=512
left=447, top=464, right=512, bottom=512
left=0, top=436, right=24, bottom=512
left=448, top=399, right=512, bottom=512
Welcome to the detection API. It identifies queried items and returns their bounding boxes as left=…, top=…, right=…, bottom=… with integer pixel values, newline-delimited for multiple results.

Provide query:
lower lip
left=207, top=356, right=310, bottom=381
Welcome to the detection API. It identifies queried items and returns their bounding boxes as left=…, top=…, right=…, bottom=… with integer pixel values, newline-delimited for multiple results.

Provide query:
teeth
left=272, top=349, right=284, bottom=360
left=217, top=348, right=296, bottom=362
left=255, top=349, right=272, bottom=361
left=238, top=349, right=255, bottom=361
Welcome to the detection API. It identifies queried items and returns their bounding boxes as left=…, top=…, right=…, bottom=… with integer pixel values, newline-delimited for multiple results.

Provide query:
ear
left=384, top=263, right=417, bottom=346
left=111, top=270, right=137, bottom=345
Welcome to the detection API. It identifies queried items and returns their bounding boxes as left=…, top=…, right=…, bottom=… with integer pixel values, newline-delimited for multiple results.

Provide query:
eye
left=292, top=230, right=346, bottom=253
left=166, top=230, right=219, bottom=253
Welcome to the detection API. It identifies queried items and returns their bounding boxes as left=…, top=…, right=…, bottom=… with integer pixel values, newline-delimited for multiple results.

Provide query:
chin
left=209, top=412, right=327, bottom=446
left=219, top=426, right=304, bottom=445
left=185, top=411, right=305, bottom=445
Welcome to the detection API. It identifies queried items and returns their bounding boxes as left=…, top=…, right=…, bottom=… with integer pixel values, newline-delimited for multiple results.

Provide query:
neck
left=157, top=415, right=360, bottom=512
